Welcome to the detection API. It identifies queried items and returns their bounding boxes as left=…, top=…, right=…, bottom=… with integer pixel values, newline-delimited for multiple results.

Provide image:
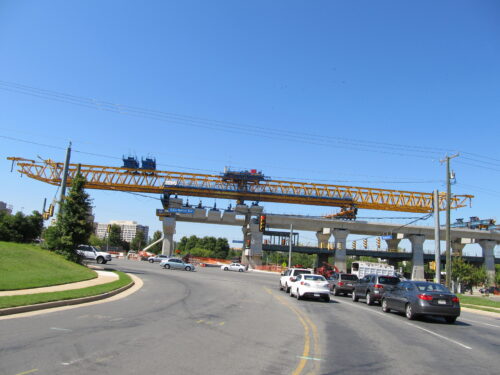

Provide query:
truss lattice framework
left=8, top=157, right=473, bottom=213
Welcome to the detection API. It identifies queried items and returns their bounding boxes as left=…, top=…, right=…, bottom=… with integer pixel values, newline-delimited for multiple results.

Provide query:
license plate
left=438, top=300, right=446, bottom=305
left=347, top=283, right=352, bottom=286
left=314, top=293, right=320, bottom=297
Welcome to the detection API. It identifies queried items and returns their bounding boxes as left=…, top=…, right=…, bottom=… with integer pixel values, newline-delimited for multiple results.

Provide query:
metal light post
left=441, top=153, right=459, bottom=288
left=433, top=190, right=441, bottom=283
left=57, top=141, right=72, bottom=215
left=288, top=224, right=293, bottom=268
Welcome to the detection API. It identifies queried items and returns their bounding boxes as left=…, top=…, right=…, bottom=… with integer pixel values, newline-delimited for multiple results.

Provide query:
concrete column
left=385, top=239, right=400, bottom=252
left=161, top=216, right=176, bottom=256
left=479, top=240, right=496, bottom=285
left=333, top=229, right=349, bottom=273
left=408, top=234, right=425, bottom=281
left=241, top=219, right=263, bottom=268
left=316, top=232, right=331, bottom=268
left=451, top=239, right=465, bottom=256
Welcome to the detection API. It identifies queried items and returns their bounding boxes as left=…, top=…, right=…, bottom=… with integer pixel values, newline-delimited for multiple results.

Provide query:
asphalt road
left=1, top=260, right=499, bottom=375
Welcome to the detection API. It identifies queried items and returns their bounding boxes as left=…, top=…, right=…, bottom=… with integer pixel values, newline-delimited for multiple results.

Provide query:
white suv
left=76, top=245, right=112, bottom=264
left=280, top=268, right=313, bottom=293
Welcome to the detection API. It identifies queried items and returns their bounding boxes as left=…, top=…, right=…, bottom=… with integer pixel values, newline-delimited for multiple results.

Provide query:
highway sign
left=232, top=240, right=244, bottom=244
left=168, top=207, right=195, bottom=214
left=381, top=235, right=393, bottom=240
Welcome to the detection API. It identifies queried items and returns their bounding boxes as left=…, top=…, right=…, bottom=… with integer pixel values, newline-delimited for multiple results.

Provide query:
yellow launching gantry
left=7, top=157, right=473, bottom=216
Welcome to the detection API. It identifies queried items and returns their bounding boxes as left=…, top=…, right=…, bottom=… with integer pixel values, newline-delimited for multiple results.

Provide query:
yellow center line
left=265, top=288, right=318, bottom=375
left=15, top=370, right=38, bottom=375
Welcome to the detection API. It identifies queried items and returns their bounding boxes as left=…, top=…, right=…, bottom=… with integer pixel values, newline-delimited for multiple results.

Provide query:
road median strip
left=0, top=271, right=133, bottom=315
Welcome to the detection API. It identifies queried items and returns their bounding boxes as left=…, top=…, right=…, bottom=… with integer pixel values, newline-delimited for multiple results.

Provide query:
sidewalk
left=0, top=270, right=119, bottom=297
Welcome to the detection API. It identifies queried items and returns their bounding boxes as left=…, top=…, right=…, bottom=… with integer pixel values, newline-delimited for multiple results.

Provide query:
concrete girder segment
left=479, top=240, right=497, bottom=284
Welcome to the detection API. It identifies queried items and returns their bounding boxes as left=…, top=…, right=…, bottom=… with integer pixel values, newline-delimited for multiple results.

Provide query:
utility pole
left=433, top=190, right=441, bottom=284
left=288, top=224, right=293, bottom=268
left=441, top=153, right=459, bottom=288
left=57, top=142, right=72, bottom=215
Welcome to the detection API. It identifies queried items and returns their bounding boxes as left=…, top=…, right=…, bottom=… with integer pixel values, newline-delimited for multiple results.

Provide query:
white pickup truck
left=76, top=245, right=112, bottom=264
left=280, top=268, right=313, bottom=293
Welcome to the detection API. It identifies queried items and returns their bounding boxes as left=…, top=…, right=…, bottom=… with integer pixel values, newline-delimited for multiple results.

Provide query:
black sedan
left=381, top=281, right=460, bottom=324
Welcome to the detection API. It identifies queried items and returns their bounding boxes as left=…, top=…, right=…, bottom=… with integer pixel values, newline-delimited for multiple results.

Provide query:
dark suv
left=328, top=273, right=359, bottom=296
left=352, top=274, right=400, bottom=305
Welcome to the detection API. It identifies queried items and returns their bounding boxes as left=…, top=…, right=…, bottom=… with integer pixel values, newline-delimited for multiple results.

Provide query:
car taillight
left=374, top=284, right=383, bottom=289
left=418, top=294, right=433, bottom=301
left=300, top=281, right=305, bottom=285
left=338, top=281, right=344, bottom=286
left=452, top=297, right=459, bottom=303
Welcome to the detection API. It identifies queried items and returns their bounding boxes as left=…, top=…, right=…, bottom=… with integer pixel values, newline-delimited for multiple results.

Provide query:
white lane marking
left=405, top=322, right=472, bottom=350
left=297, top=356, right=323, bottom=361
left=61, top=358, right=84, bottom=366
left=50, top=327, right=72, bottom=332
left=459, top=318, right=500, bottom=329
left=338, top=300, right=472, bottom=350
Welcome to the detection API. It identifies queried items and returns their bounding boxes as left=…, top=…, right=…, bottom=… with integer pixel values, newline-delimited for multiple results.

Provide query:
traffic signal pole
left=288, top=224, right=293, bottom=268
left=57, top=142, right=72, bottom=215
left=433, top=190, right=441, bottom=283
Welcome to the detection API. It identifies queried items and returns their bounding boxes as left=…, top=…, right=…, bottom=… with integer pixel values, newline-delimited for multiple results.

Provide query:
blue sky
left=1, top=0, right=499, bottom=255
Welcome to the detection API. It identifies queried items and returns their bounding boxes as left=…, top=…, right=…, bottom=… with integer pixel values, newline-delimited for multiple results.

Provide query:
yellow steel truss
left=7, top=157, right=473, bottom=213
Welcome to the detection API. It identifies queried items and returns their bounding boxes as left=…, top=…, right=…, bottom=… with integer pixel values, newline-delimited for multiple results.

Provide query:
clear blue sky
left=1, top=0, right=499, bottom=255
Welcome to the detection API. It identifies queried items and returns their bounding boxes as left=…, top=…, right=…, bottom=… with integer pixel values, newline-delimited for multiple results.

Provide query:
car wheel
left=444, top=316, right=457, bottom=324
left=238, top=268, right=243, bottom=272
left=185, top=266, right=192, bottom=271
left=164, top=264, right=171, bottom=269
left=333, top=287, right=340, bottom=296
left=149, top=259, right=154, bottom=263
left=405, top=304, right=416, bottom=320
left=352, top=290, right=359, bottom=302
left=286, top=284, right=291, bottom=293
left=96, top=257, right=104, bottom=264
left=381, top=299, right=390, bottom=313
left=296, top=291, right=301, bottom=300
left=366, top=292, right=373, bottom=305
left=224, top=267, right=229, bottom=271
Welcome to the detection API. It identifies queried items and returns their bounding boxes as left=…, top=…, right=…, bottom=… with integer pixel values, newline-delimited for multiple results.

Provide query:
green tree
left=43, top=172, right=93, bottom=262
left=0, top=210, right=43, bottom=243
left=108, top=224, right=122, bottom=247
left=149, top=230, right=163, bottom=254
left=89, top=234, right=104, bottom=248
left=131, top=230, right=145, bottom=250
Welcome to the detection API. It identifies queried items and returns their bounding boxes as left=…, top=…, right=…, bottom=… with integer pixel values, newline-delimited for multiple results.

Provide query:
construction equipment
left=314, top=261, right=339, bottom=279
left=452, top=217, right=497, bottom=231
left=7, top=157, right=473, bottom=213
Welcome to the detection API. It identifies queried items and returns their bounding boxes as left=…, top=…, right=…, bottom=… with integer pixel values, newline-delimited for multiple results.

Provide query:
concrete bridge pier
left=408, top=234, right=425, bottom=280
left=316, top=231, right=331, bottom=267
left=451, top=239, right=466, bottom=256
left=241, top=219, right=263, bottom=268
left=161, top=216, right=176, bottom=256
left=385, top=238, right=400, bottom=252
left=479, top=240, right=496, bottom=284
left=333, top=229, right=349, bottom=273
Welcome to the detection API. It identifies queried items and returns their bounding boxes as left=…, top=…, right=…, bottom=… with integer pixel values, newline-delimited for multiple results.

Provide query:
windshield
left=295, top=270, right=312, bottom=276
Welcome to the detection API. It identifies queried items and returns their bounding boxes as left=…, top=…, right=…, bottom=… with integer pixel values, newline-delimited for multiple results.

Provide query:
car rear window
left=379, top=277, right=400, bottom=285
left=415, top=283, right=449, bottom=292
left=341, top=274, right=358, bottom=281
left=295, top=270, right=311, bottom=276
left=304, top=275, right=326, bottom=281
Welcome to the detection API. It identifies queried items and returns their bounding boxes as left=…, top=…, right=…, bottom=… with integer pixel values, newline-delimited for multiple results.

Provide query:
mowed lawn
left=0, top=241, right=97, bottom=290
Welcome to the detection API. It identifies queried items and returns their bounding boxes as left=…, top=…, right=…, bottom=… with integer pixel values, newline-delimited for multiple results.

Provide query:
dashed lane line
left=338, top=299, right=473, bottom=350
left=459, top=318, right=500, bottom=329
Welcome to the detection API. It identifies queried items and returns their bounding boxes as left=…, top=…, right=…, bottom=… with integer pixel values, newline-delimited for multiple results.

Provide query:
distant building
left=0, top=201, right=13, bottom=214
left=95, top=220, right=149, bottom=242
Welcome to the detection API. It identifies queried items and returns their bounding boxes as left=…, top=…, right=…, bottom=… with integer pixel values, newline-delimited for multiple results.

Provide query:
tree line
left=177, top=235, right=236, bottom=259
left=0, top=210, right=43, bottom=243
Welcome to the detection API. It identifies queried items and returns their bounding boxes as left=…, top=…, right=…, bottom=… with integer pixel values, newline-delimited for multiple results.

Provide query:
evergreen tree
left=44, top=172, right=93, bottom=262
left=108, top=224, right=122, bottom=247
left=150, top=230, right=163, bottom=254
left=131, top=230, right=145, bottom=250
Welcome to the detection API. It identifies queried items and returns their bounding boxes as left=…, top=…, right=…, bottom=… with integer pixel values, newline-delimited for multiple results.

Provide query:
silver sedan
left=160, top=258, right=195, bottom=271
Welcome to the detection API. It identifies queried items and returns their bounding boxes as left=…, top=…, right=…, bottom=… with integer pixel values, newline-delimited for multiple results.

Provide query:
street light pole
left=441, top=153, right=459, bottom=288
left=288, top=224, right=293, bottom=268
left=433, top=190, right=441, bottom=283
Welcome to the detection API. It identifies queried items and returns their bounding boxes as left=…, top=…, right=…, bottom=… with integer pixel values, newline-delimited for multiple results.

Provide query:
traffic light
left=429, top=261, right=436, bottom=271
left=363, top=238, right=368, bottom=249
left=259, top=215, right=266, bottom=232
left=352, top=240, right=356, bottom=250
left=48, top=204, right=54, bottom=217
left=376, top=237, right=381, bottom=249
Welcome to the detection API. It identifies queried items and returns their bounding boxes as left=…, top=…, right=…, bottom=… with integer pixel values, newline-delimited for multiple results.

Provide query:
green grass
left=0, top=241, right=97, bottom=290
left=0, top=271, right=132, bottom=309
left=460, top=305, right=500, bottom=314
left=458, top=294, right=500, bottom=309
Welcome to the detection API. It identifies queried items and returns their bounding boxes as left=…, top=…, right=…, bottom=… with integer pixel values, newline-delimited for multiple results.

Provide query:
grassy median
left=0, top=271, right=132, bottom=309
left=458, top=294, right=500, bottom=314
left=0, top=241, right=97, bottom=290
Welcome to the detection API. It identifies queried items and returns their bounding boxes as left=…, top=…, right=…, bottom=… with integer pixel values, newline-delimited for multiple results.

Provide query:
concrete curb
left=461, top=306, right=500, bottom=317
left=0, top=280, right=135, bottom=316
